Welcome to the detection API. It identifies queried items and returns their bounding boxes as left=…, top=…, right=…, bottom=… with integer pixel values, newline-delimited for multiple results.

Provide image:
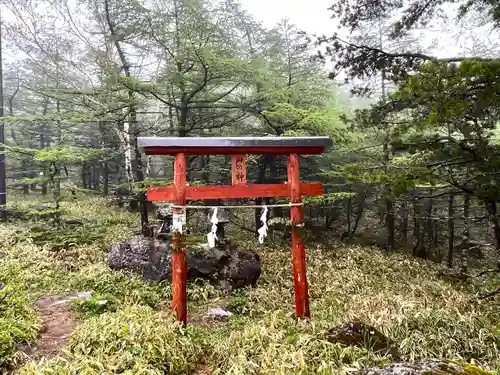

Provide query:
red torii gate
left=138, top=136, right=332, bottom=325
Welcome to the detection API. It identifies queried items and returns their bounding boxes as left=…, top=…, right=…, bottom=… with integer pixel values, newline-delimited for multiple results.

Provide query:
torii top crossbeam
left=138, top=136, right=332, bottom=155
left=137, top=136, right=332, bottom=326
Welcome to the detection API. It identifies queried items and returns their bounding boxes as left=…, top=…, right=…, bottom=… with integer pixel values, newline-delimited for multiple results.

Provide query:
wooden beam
left=147, top=183, right=323, bottom=201
left=142, top=146, right=326, bottom=156
left=138, top=136, right=333, bottom=156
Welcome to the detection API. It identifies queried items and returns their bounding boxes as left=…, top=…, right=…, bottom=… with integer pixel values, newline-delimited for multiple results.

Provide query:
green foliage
left=209, top=312, right=383, bottom=375
left=302, top=191, right=356, bottom=205
left=70, top=293, right=118, bottom=317
left=392, top=309, right=500, bottom=361
left=339, top=160, right=428, bottom=199
left=0, top=273, right=40, bottom=368
left=262, top=102, right=348, bottom=141
left=20, top=305, right=205, bottom=375
left=34, top=145, right=100, bottom=163
left=388, top=60, right=500, bottom=201
left=14, top=225, right=106, bottom=252
left=1, top=198, right=499, bottom=374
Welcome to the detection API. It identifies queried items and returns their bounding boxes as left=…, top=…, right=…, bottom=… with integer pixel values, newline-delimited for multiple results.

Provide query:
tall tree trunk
left=40, top=129, right=47, bottom=195
left=98, top=122, right=110, bottom=196
left=485, top=200, right=500, bottom=268
left=413, top=199, right=425, bottom=259
left=269, top=157, right=283, bottom=218
left=121, top=121, right=134, bottom=185
left=201, top=155, right=210, bottom=183
left=8, top=79, right=27, bottom=195
left=105, top=0, right=149, bottom=235
left=40, top=98, right=50, bottom=196
left=348, top=191, right=367, bottom=239
left=461, top=194, right=471, bottom=273
left=344, top=186, right=352, bottom=239
left=447, top=193, right=455, bottom=268
left=382, top=109, right=395, bottom=251
left=81, top=161, right=88, bottom=189
left=433, top=208, right=439, bottom=261
left=413, top=200, right=419, bottom=256
left=55, top=60, right=62, bottom=196
left=425, top=189, right=434, bottom=259
left=93, top=163, right=100, bottom=190
left=102, top=161, right=109, bottom=196
left=401, top=199, right=409, bottom=246
left=386, top=198, right=395, bottom=251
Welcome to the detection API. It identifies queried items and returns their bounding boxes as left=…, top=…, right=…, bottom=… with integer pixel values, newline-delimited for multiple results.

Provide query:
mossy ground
left=1, top=196, right=499, bottom=374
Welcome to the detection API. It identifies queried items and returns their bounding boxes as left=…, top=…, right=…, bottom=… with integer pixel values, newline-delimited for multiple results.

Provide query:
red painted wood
left=143, top=146, right=325, bottom=156
left=147, top=183, right=323, bottom=201
left=288, top=153, right=310, bottom=319
left=231, top=155, right=247, bottom=185
left=172, top=153, right=187, bottom=325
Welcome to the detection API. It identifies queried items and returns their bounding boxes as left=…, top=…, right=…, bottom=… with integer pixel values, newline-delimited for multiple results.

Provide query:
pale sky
left=243, top=0, right=335, bottom=35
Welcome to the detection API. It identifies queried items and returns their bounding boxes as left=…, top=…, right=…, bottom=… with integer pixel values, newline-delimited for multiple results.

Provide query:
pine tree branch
left=321, top=34, right=497, bottom=63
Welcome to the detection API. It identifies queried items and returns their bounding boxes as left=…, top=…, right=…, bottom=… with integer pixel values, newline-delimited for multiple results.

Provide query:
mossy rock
left=349, top=361, right=493, bottom=375
left=325, top=321, right=400, bottom=359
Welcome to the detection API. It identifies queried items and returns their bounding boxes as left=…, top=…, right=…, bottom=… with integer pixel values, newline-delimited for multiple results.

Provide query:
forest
left=1, top=0, right=500, bottom=374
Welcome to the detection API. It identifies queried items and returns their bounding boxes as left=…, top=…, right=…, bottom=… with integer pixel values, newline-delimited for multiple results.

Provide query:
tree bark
left=485, top=200, right=500, bottom=268
left=102, top=161, right=109, bottom=196
left=461, top=193, right=471, bottom=273
left=401, top=199, right=409, bottom=246
left=413, top=199, right=425, bottom=259
left=447, top=193, right=455, bottom=268
left=425, top=189, right=434, bottom=258
left=386, top=198, right=395, bottom=251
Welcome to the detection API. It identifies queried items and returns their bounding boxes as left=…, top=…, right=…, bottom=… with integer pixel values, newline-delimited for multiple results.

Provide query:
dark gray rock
left=108, top=236, right=261, bottom=289
left=187, top=250, right=219, bottom=280
left=218, top=246, right=261, bottom=291
left=108, top=236, right=172, bottom=283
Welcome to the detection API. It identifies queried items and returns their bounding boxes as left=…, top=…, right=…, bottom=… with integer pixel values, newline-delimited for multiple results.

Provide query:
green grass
left=0, top=269, right=41, bottom=369
left=1, top=196, right=500, bottom=374
left=18, top=305, right=206, bottom=375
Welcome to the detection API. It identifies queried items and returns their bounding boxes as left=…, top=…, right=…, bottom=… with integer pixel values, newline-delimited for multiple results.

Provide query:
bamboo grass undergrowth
left=0, top=197, right=499, bottom=374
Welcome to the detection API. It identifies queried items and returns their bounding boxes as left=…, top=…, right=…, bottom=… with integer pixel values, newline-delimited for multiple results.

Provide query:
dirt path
left=17, top=296, right=76, bottom=364
left=32, top=296, right=76, bottom=358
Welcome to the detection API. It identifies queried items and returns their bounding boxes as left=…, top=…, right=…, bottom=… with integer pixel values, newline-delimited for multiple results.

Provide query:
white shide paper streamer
left=172, top=212, right=186, bottom=234
left=257, top=206, right=268, bottom=244
left=207, top=207, right=219, bottom=248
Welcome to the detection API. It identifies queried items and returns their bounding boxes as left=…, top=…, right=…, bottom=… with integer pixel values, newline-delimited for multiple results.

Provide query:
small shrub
left=226, top=291, right=251, bottom=315
left=69, top=293, right=118, bottom=317
left=67, top=266, right=171, bottom=308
